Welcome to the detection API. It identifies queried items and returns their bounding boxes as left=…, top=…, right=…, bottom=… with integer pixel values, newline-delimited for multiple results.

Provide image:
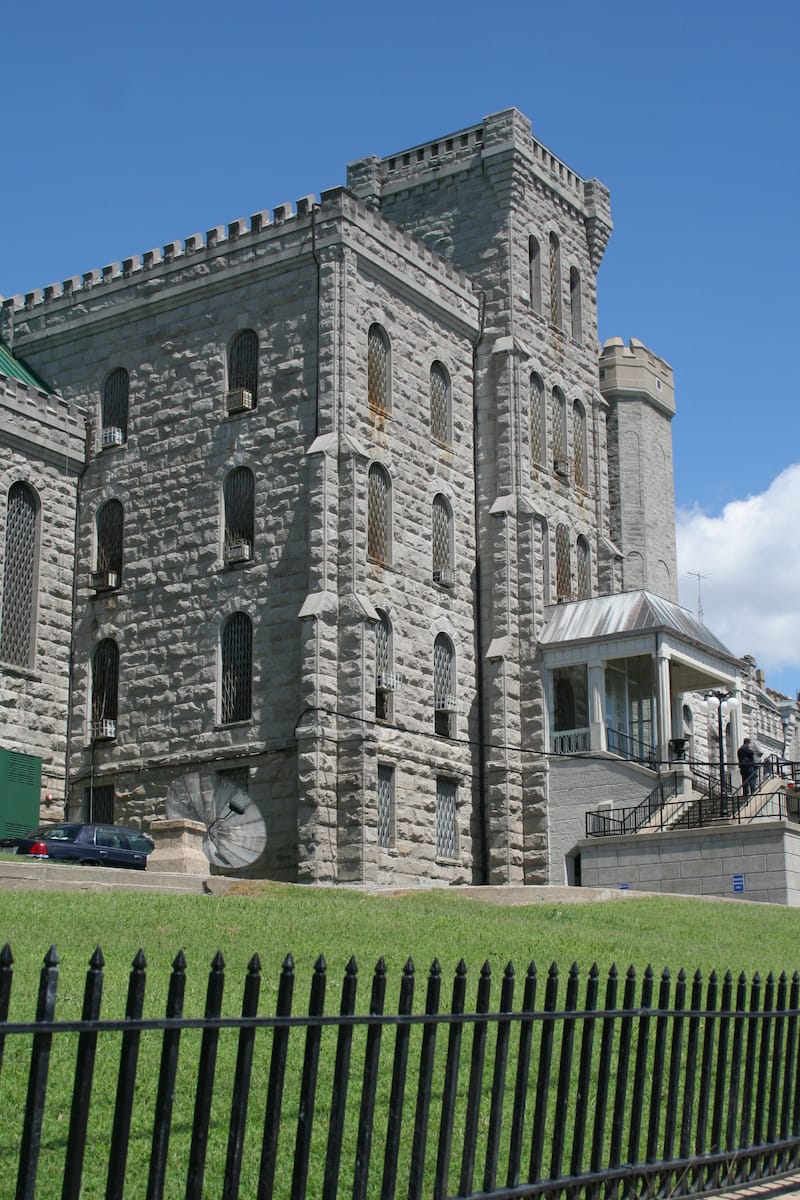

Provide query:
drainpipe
left=472, top=293, right=488, bottom=882
left=311, top=205, right=321, bottom=440
left=64, top=414, right=90, bottom=820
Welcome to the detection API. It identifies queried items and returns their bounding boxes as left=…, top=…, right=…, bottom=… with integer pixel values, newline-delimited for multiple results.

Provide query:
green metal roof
left=0, top=340, right=53, bottom=393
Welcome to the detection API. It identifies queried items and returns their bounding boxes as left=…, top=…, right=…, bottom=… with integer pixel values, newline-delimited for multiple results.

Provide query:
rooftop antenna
left=688, top=571, right=708, bottom=623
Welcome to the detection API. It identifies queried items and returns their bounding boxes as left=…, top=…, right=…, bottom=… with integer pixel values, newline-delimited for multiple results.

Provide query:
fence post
left=381, top=957, right=415, bottom=1200
left=627, top=963, right=654, bottom=1167
left=506, top=962, right=537, bottom=1188
left=291, top=954, right=327, bottom=1200
left=16, top=945, right=59, bottom=1200
left=483, top=961, right=515, bottom=1193
left=529, top=961, right=560, bottom=1182
left=434, top=960, right=467, bottom=1200
left=223, top=953, right=263, bottom=1200
left=408, top=959, right=442, bottom=1200
left=257, top=953, right=296, bottom=1200
left=62, top=946, right=105, bottom=1200
left=590, top=963, right=619, bottom=1176
left=106, top=948, right=147, bottom=1200
left=323, top=956, right=358, bottom=1200
left=550, top=961, right=579, bottom=1181
left=186, top=951, right=226, bottom=1200
left=147, top=949, right=187, bottom=1200
left=0, top=942, right=13, bottom=1082
left=353, top=958, right=388, bottom=1200
left=569, top=961, right=599, bottom=1179
left=460, top=960, right=493, bottom=1196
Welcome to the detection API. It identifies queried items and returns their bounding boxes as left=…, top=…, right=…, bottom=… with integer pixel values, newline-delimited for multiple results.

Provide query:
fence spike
left=172, top=949, right=186, bottom=972
left=210, top=949, right=225, bottom=972
left=89, top=946, right=105, bottom=970
left=345, top=954, right=358, bottom=976
left=0, top=943, right=12, bottom=968
left=248, top=952, right=261, bottom=974
left=504, top=961, right=515, bottom=980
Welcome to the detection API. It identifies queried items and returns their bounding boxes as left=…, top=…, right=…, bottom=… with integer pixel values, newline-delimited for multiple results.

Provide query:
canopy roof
left=0, top=340, right=52, bottom=393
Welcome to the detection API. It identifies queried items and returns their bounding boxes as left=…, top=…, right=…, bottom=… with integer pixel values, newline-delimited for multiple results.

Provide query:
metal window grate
left=367, top=325, right=389, bottom=412
left=224, top=467, right=255, bottom=549
left=434, top=634, right=455, bottom=737
left=102, top=368, right=129, bottom=439
left=229, top=330, right=259, bottom=401
left=570, top=267, right=583, bottom=341
left=530, top=374, right=544, bottom=466
left=216, top=767, right=250, bottom=795
left=0, top=482, right=38, bottom=667
left=367, top=464, right=390, bottom=563
left=431, top=495, right=451, bottom=575
left=92, top=639, right=119, bottom=723
left=529, top=236, right=542, bottom=314
left=377, top=764, right=393, bottom=849
left=221, top=613, right=252, bottom=724
left=573, top=401, right=586, bottom=489
left=556, top=524, right=571, bottom=600
left=375, top=611, right=391, bottom=720
left=430, top=362, right=450, bottom=444
left=577, top=536, right=591, bottom=600
left=436, top=777, right=457, bottom=858
left=549, top=233, right=561, bottom=327
left=552, top=389, right=566, bottom=464
left=96, top=500, right=124, bottom=577
left=85, top=784, right=114, bottom=824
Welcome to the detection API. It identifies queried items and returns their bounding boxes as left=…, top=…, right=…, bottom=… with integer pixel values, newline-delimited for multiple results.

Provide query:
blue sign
left=733, top=874, right=745, bottom=893
left=619, top=882, right=630, bottom=891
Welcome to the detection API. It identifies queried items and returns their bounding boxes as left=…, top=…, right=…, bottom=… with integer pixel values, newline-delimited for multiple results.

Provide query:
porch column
left=588, top=663, right=606, bottom=751
left=730, top=685, right=744, bottom=760
left=655, top=647, right=672, bottom=765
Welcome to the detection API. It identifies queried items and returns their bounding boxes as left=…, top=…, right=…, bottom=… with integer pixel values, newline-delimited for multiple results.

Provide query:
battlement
left=599, top=337, right=675, bottom=416
left=2, top=185, right=476, bottom=325
left=347, top=107, right=602, bottom=215
left=1, top=367, right=87, bottom=470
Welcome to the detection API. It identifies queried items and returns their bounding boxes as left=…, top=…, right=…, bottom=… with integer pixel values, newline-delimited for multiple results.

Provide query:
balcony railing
left=551, top=727, right=590, bottom=754
left=606, top=725, right=657, bottom=768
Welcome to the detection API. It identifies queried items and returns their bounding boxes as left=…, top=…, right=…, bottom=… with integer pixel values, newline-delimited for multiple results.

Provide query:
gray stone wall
left=0, top=371, right=85, bottom=813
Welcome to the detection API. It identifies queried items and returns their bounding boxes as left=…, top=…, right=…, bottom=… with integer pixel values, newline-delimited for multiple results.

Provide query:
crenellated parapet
left=599, top=336, right=675, bottom=417
left=4, top=187, right=477, bottom=333
left=0, top=368, right=86, bottom=471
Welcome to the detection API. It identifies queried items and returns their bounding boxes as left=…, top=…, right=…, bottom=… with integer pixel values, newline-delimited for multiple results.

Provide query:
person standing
left=738, top=738, right=757, bottom=797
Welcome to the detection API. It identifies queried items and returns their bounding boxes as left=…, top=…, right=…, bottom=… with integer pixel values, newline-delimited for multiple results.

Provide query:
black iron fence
left=3, top=946, right=800, bottom=1199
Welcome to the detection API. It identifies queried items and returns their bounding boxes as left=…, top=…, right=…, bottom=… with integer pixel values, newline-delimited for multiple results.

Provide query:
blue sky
left=4, top=0, right=799, bottom=695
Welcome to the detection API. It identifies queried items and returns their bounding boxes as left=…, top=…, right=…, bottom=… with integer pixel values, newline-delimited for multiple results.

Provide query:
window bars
left=573, top=401, right=587, bottom=489
left=368, top=325, right=389, bottom=412
left=530, top=373, right=545, bottom=467
left=367, top=464, right=390, bottom=564
left=430, top=361, right=450, bottom=444
left=96, top=500, right=124, bottom=578
left=101, top=368, right=129, bottom=441
left=576, top=535, right=591, bottom=601
left=552, top=388, right=567, bottom=468
left=556, top=524, right=572, bottom=601
left=377, top=764, right=394, bottom=848
left=224, top=467, right=255, bottom=559
left=431, top=495, right=452, bottom=582
left=228, top=330, right=259, bottom=401
left=434, top=633, right=455, bottom=737
left=221, top=613, right=253, bottom=724
left=91, top=639, right=119, bottom=726
left=436, top=776, right=458, bottom=858
left=549, top=232, right=562, bottom=327
left=0, top=482, right=38, bottom=667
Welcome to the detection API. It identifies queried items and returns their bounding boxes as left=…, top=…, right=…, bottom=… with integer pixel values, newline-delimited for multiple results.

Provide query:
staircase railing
left=606, top=725, right=657, bottom=769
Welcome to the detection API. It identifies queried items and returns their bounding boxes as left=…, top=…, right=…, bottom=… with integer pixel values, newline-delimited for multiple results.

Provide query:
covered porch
left=539, top=591, right=742, bottom=768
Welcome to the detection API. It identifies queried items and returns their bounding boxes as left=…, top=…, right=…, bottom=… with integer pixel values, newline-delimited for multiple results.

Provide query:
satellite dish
left=165, top=771, right=267, bottom=869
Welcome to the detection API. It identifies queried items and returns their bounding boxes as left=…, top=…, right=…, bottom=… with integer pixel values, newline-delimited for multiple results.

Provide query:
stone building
left=0, top=107, right=765, bottom=884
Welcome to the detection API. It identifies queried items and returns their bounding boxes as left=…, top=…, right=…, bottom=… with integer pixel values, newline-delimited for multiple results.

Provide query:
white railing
left=551, top=727, right=590, bottom=754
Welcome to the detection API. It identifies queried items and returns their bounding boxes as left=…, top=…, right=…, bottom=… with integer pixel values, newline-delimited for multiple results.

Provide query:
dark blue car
left=13, top=824, right=154, bottom=870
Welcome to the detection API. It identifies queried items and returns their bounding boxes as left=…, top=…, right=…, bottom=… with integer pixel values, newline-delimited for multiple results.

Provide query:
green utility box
left=0, top=748, right=42, bottom=839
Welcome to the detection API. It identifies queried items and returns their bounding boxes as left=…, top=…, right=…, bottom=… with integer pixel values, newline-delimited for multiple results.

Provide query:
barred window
left=102, top=368, right=129, bottom=441
left=430, top=361, right=451, bottom=444
left=434, top=632, right=456, bottom=737
left=529, top=236, right=542, bottom=315
left=432, top=494, right=453, bottom=584
left=576, top=535, right=591, bottom=600
left=0, top=482, right=39, bottom=668
left=556, top=524, right=572, bottom=601
left=375, top=609, right=393, bottom=721
left=216, top=767, right=250, bottom=795
left=228, top=330, right=259, bottom=402
left=224, top=467, right=255, bottom=558
left=530, top=373, right=545, bottom=467
left=221, top=612, right=253, bottom=724
left=436, top=777, right=458, bottom=859
left=377, top=763, right=394, bottom=849
left=368, top=324, right=390, bottom=413
left=85, top=784, right=115, bottom=824
left=92, top=638, right=119, bottom=723
left=573, top=401, right=587, bottom=490
left=552, top=388, right=567, bottom=467
left=549, top=233, right=562, bottom=327
left=367, top=463, right=391, bottom=564
left=570, top=267, right=583, bottom=342
left=96, top=499, right=124, bottom=579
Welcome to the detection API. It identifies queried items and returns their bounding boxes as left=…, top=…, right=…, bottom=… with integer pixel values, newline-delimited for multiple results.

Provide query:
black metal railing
left=585, top=774, right=680, bottom=837
left=606, top=726, right=657, bottom=769
left=4, top=946, right=800, bottom=1199
left=586, top=785, right=800, bottom=838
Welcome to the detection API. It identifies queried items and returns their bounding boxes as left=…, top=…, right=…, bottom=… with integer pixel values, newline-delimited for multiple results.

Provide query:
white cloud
left=676, top=464, right=800, bottom=681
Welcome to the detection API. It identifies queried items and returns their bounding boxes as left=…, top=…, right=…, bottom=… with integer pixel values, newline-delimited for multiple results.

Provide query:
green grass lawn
left=2, top=884, right=800, bottom=1199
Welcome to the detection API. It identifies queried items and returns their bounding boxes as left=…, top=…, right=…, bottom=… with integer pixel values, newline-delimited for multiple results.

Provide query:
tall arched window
left=556, top=524, right=571, bottom=601
left=576, top=535, right=591, bottom=600
left=570, top=267, right=582, bottom=342
left=92, top=638, right=119, bottom=739
left=0, top=481, right=39, bottom=667
left=549, top=233, right=562, bottom=327
left=431, top=494, right=454, bottom=587
left=221, top=612, right=253, bottom=724
left=552, top=388, right=567, bottom=474
left=433, top=633, right=456, bottom=737
left=95, top=499, right=124, bottom=588
left=223, top=466, right=255, bottom=565
left=101, top=368, right=129, bottom=446
left=530, top=373, right=545, bottom=468
left=430, top=361, right=451, bottom=445
left=368, top=324, right=390, bottom=413
left=529, top=236, right=542, bottom=315
left=573, top=400, right=587, bottom=489
left=367, top=463, right=391, bottom=564
left=228, top=329, right=259, bottom=408
left=375, top=609, right=394, bottom=721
